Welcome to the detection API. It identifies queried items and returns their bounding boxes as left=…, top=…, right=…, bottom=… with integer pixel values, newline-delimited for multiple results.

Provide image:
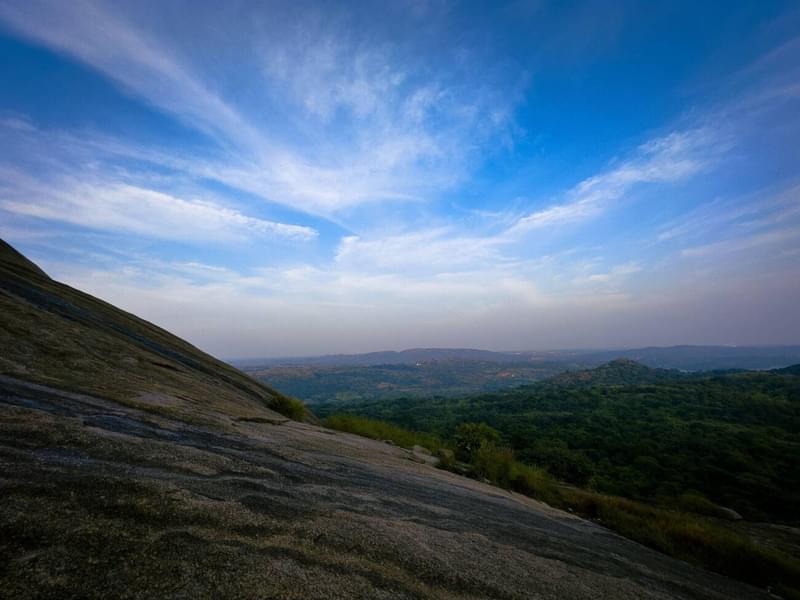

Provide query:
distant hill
left=234, top=347, right=525, bottom=368
left=246, top=358, right=692, bottom=407
left=235, top=344, right=800, bottom=371
left=545, top=358, right=687, bottom=386
left=556, top=345, right=800, bottom=371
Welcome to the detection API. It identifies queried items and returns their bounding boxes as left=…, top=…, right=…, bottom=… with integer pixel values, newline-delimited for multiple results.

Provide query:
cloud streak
left=0, top=168, right=317, bottom=243
left=0, top=0, right=260, bottom=149
left=509, top=128, right=722, bottom=233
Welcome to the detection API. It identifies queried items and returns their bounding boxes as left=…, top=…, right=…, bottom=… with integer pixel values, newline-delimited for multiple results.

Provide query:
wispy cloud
left=0, top=0, right=520, bottom=217
left=0, top=167, right=317, bottom=243
left=0, top=1, right=260, bottom=149
left=509, top=128, right=723, bottom=233
left=681, top=227, right=800, bottom=259
left=666, top=193, right=793, bottom=239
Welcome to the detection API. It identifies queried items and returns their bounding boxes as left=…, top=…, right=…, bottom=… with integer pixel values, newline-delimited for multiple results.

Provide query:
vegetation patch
left=267, top=394, right=307, bottom=421
left=325, top=414, right=441, bottom=453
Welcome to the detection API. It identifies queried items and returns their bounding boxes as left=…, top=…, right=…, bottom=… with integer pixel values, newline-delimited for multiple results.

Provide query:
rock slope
left=0, top=240, right=768, bottom=599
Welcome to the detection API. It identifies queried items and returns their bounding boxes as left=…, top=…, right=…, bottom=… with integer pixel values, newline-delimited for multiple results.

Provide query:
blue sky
left=1, top=0, right=798, bottom=358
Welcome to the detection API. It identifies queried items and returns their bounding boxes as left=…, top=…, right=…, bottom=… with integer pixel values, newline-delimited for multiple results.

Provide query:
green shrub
left=453, top=422, right=501, bottom=462
left=510, top=463, right=558, bottom=504
left=468, top=444, right=559, bottom=504
left=269, top=395, right=306, bottom=420
left=473, top=443, right=515, bottom=488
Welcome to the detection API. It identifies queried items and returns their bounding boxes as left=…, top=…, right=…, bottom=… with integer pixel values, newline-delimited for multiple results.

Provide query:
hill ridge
left=545, top=357, right=684, bottom=386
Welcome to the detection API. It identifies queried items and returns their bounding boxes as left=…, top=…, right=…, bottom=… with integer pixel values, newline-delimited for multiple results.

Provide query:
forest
left=319, top=360, right=800, bottom=523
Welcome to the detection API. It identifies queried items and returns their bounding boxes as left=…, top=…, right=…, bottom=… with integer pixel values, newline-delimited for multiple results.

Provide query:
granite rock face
left=0, top=375, right=770, bottom=600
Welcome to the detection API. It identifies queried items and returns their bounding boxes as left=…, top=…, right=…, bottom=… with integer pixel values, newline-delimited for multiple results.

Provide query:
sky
left=0, top=0, right=798, bottom=358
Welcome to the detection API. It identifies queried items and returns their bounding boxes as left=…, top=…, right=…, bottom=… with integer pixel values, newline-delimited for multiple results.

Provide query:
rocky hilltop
left=0, top=240, right=769, bottom=598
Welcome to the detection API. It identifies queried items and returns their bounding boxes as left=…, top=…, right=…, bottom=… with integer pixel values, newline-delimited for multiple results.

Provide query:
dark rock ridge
left=0, top=240, right=769, bottom=598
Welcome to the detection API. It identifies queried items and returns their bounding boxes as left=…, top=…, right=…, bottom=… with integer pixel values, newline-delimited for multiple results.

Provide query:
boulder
left=411, top=446, right=440, bottom=466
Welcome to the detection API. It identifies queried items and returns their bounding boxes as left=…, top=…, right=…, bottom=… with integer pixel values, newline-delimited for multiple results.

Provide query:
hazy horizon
left=1, top=1, right=798, bottom=358
left=224, top=342, right=800, bottom=363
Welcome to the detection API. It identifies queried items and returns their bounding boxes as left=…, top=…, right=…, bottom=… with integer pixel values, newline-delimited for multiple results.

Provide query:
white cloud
left=322, top=125, right=730, bottom=279
left=0, top=169, right=316, bottom=243
left=263, top=35, right=407, bottom=121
